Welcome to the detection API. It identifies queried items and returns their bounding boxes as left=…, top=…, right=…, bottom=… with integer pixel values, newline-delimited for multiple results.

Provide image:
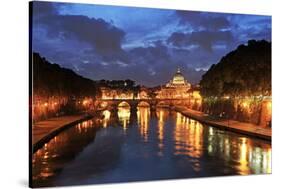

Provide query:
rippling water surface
left=32, top=107, right=271, bottom=187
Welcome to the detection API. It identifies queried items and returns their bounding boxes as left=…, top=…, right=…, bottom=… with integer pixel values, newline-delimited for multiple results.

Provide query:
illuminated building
left=155, top=68, right=191, bottom=99
left=166, top=68, right=191, bottom=88
left=101, top=87, right=134, bottom=100
left=156, top=68, right=201, bottom=103
left=137, top=86, right=149, bottom=99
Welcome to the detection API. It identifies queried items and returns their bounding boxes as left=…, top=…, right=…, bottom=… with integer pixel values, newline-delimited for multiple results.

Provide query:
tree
left=200, top=40, right=271, bottom=97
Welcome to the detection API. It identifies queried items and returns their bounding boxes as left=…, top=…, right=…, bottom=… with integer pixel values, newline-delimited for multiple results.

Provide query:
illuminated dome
left=158, top=67, right=192, bottom=99
left=171, top=68, right=186, bottom=85
left=165, top=68, right=190, bottom=88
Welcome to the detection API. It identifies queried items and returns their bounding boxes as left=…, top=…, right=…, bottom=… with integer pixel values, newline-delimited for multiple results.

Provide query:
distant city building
left=166, top=68, right=191, bottom=88
left=100, top=87, right=134, bottom=100
left=156, top=68, right=198, bottom=99
left=137, top=86, right=149, bottom=99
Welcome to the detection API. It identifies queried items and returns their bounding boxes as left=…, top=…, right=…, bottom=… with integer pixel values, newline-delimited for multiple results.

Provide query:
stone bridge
left=96, top=98, right=194, bottom=110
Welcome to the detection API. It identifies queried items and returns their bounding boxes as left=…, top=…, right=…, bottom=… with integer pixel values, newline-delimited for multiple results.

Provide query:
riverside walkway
left=32, top=114, right=92, bottom=153
left=174, top=106, right=271, bottom=141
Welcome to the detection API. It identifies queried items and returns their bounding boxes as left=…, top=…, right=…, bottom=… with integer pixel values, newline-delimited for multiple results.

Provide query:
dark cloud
left=41, top=15, right=125, bottom=55
left=124, top=42, right=203, bottom=85
left=176, top=10, right=231, bottom=30
left=189, top=30, right=233, bottom=51
left=32, top=1, right=58, bottom=17
left=33, top=2, right=127, bottom=63
left=67, top=40, right=205, bottom=86
left=129, top=43, right=170, bottom=65
left=167, top=32, right=189, bottom=47
left=236, top=24, right=271, bottom=43
left=251, top=27, right=271, bottom=41
left=167, top=30, right=233, bottom=52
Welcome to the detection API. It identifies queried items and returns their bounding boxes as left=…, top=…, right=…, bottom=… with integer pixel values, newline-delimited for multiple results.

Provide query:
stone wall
left=201, top=97, right=271, bottom=127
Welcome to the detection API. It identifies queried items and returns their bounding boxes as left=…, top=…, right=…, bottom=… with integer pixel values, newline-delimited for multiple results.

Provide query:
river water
left=32, top=107, right=271, bottom=187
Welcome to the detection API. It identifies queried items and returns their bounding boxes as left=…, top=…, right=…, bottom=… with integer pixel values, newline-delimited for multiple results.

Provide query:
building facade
left=154, top=68, right=202, bottom=109
left=156, top=68, right=192, bottom=99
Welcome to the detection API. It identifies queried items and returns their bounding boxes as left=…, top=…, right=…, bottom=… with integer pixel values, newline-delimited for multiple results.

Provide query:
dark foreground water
left=32, top=107, right=271, bottom=187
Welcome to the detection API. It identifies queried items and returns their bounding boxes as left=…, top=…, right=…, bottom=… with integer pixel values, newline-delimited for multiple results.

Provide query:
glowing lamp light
left=82, top=99, right=88, bottom=106
left=267, top=101, right=272, bottom=110
left=44, top=102, right=48, bottom=107
left=103, top=110, right=111, bottom=120
left=242, top=101, right=249, bottom=108
left=101, top=102, right=108, bottom=108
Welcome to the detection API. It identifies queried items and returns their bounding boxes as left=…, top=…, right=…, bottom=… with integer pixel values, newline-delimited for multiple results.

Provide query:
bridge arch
left=137, top=101, right=150, bottom=107
left=156, top=101, right=170, bottom=108
left=172, top=100, right=184, bottom=106
left=118, top=101, right=131, bottom=108
left=99, top=101, right=109, bottom=108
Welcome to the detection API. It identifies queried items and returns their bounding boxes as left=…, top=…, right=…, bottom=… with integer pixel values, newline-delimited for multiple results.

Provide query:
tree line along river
left=32, top=106, right=271, bottom=187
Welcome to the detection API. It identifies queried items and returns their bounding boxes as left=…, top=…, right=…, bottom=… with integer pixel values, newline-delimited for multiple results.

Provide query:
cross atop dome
left=177, top=67, right=181, bottom=73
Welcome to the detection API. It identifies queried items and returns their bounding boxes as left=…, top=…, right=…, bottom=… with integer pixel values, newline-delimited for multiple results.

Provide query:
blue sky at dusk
left=32, top=1, right=271, bottom=87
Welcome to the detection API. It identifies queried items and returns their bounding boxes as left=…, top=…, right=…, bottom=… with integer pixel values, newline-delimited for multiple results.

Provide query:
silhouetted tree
left=32, top=52, right=101, bottom=99
left=200, top=40, right=271, bottom=97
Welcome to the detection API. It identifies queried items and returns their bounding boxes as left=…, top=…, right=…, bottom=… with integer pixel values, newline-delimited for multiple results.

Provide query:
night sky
left=32, top=1, right=271, bottom=87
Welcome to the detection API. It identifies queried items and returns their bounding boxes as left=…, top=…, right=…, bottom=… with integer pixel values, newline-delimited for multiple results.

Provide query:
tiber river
left=32, top=106, right=271, bottom=187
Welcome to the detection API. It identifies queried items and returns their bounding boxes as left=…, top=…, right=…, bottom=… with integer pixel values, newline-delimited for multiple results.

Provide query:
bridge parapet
left=96, top=98, right=191, bottom=110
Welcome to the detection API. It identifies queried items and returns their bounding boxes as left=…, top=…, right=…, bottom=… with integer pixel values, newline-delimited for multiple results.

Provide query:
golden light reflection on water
left=32, top=119, right=95, bottom=183
left=156, top=108, right=169, bottom=155
left=102, top=110, right=111, bottom=128
left=157, top=109, right=165, bottom=142
left=238, top=141, right=272, bottom=175
left=137, top=107, right=150, bottom=142
left=118, top=107, right=131, bottom=131
left=33, top=108, right=272, bottom=187
left=77, top=120, right=94, bottom=133
left=238, top=138, right=249, bottom=174
left=247, top=146, right=271, bottom=174
left=206, top=126, right=271, bottom=175
left=171, top=111, right=271, bottom=174
left=173, top=112, right=203, bottom=171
